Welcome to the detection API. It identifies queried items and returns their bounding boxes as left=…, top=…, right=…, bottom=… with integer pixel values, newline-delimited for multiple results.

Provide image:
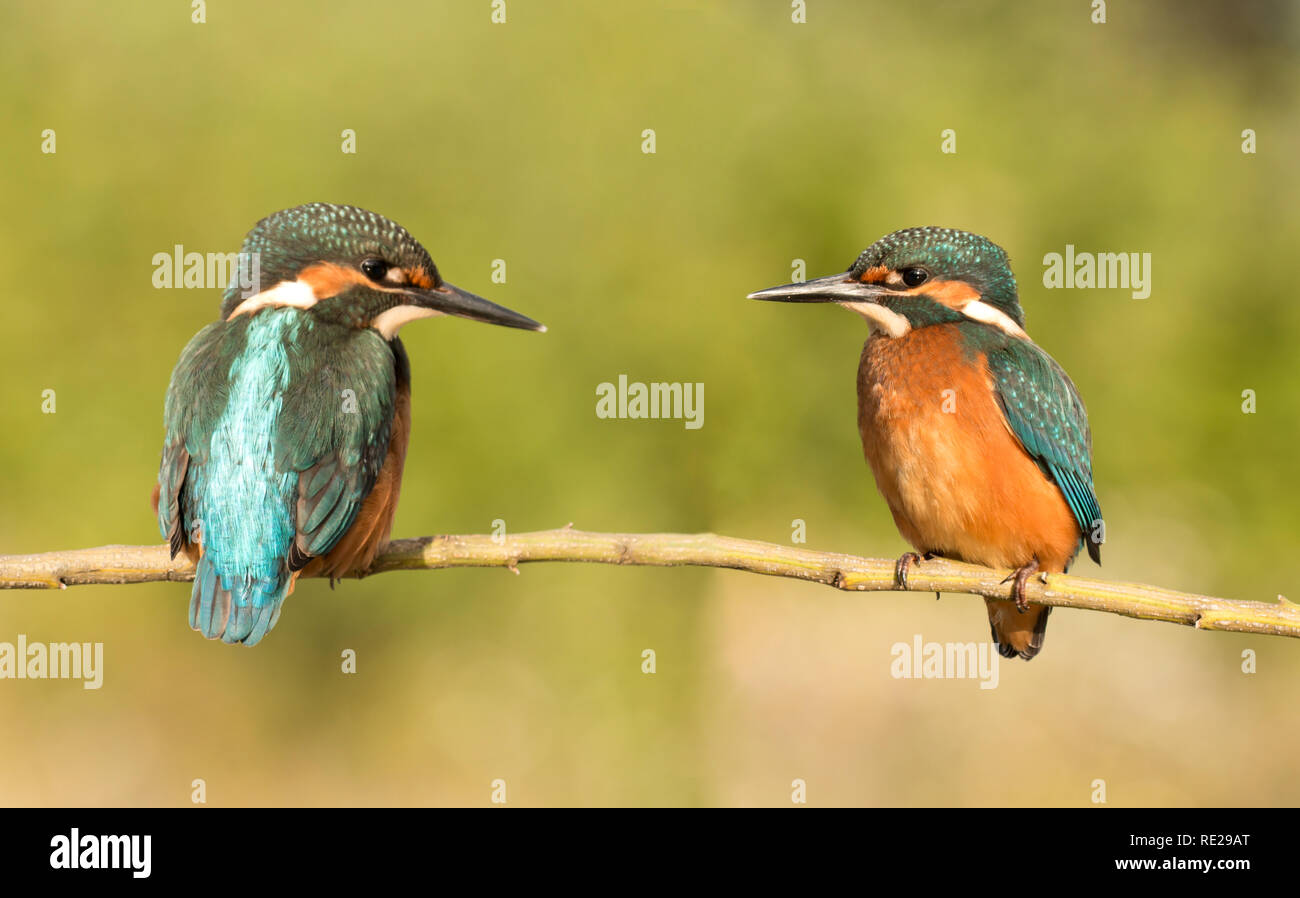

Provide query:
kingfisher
left=749, top=227, right=1102, bottom=660
left=153, top=203, right=544, bottom=646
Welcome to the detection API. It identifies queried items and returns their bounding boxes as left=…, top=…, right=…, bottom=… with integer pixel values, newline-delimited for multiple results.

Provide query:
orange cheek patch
left=299, top=262, right=372, bottom=298
left=404, top=267, right=434, bottom=289
left=903, top=278, right=981, bottom=309
left=858, top=265, right=890, bottom=284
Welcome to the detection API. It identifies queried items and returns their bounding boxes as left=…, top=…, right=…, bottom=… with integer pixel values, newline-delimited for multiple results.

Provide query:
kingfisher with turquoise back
left=749, top=227, right=1102, bottom=659
left=153, top=203, right=544, bottom=646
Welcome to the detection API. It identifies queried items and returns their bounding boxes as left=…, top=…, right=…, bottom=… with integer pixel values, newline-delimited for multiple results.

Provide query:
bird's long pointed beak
left=747, top=272, right=887, bottom=303
left=411, top=281, right=546, bottom=332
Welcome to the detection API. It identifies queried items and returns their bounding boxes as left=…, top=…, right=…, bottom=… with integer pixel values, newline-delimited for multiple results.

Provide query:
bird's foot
left=1000, top=558, right=1041, bottom=613
left=895, top=552, right=935, bottom=590
left=895, top=552, right=921, bottom=589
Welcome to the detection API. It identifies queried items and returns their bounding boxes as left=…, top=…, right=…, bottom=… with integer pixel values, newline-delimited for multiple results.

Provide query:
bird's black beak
left=747, top=272, right=888, bottom=304
left=409, top=282, right=546, bottom=332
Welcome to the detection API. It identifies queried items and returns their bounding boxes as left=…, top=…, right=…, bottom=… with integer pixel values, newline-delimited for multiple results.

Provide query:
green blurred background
left=1, top=1, right=1297, bottom=806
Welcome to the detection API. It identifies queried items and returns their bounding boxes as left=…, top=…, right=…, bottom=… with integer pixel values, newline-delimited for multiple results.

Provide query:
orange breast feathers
left=856, top=324, right=1079, bottom=573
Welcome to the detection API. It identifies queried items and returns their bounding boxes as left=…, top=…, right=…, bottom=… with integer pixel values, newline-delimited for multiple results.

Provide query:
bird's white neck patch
left=838, top=301, right=912, bottom=338
left=959, top=299, right=1027, bottom=339
left=226, top=279, right=318, bottom=320
left=371, top=304, right=444, bottom=339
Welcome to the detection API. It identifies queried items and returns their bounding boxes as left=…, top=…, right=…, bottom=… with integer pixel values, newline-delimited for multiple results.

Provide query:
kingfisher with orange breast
left=749, top=227, right=1102, bottom=659
left=154, top=203, right=544, bottom=645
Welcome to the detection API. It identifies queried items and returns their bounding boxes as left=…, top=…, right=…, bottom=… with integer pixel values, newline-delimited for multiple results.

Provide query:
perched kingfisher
left=153, top=203, right=544, bottom=646
left=749, top=227, right=1102, bottom=660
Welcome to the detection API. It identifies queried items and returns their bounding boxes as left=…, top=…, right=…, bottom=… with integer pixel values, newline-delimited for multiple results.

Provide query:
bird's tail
left=985, top=599, right=1051, bottom=661
left=190, top=555, right=288, bottom=647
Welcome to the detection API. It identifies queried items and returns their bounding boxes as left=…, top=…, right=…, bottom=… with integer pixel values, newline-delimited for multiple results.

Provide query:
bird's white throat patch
left=371, top=305, right=444, bottom=339
left=838, top=301, right=912, bottom=337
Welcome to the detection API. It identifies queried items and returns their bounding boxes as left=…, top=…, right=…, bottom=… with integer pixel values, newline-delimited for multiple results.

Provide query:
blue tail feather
left=189, top=556, right=231, bottom=638
left=190, top=556, right=288, bottom=646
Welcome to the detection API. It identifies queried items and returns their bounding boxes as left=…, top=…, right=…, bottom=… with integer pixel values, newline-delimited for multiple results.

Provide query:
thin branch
left=0, top=528, right=1296, bottom=638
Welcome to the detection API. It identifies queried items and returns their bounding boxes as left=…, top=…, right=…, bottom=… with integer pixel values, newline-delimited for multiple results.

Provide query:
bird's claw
left=895, top=552, right=923, bottom=590
left=1000, top=559, right=1041, bottom=613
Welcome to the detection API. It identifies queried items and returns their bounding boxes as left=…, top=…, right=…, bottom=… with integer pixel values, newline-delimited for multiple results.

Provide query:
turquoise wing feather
left=983, top=335, right=1103, bottom=564
left=158, top=320, right=243, bottom=556
left=278, top=324, right=397, bottom=568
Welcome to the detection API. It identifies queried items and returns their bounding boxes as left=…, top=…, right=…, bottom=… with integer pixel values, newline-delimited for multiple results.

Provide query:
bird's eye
left=360, top=258, right=389, bottom=282
left=901, top=267, right=928, bottom=287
